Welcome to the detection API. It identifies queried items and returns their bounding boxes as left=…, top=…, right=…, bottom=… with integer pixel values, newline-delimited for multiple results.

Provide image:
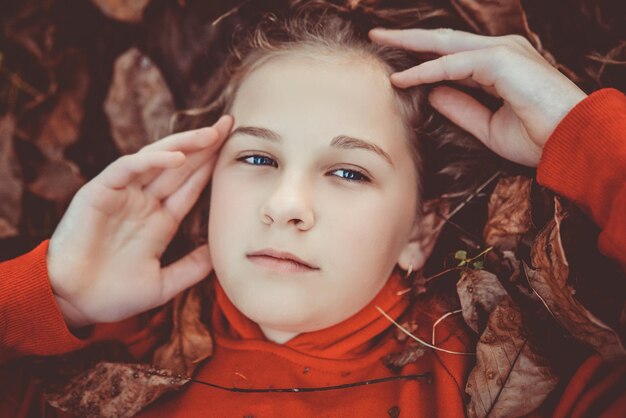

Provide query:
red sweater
left=1, top=88, right=625, bottom=417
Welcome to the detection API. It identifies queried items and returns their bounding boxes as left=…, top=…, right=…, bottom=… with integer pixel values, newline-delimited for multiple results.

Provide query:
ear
left=397, top=200, right=448, bottom=272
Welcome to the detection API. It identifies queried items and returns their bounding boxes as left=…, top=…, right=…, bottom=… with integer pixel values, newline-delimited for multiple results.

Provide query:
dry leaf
left=523, top=196, right=626, bottom=360
left=457, top=269, right=509, bottom=333
left=450, top=0, right=528, bottom=36
left=449, top=0, right=567, bottom=78
left=104, top=48, right=175, bottom=155
left=466, top=296, right=559, bottom=418
left=152, top=284, right=213, bottom=376
left=27, top=158, right=85, bottom=203
left=90, top=0, right=151, bottom=24
left=0, top=115, right=23, bottom=238
left=483, top=176, right=532, bottom=251
left=45, top=362, right=190, bottom=418
left=33, top=50, right=90, bottom=160
left=395, top=320, right=418, bottom=342
left=383, top=341, right=426, bottom=369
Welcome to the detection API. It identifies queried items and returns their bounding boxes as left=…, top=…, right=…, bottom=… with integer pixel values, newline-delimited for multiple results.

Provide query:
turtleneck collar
left=211, top=270, right=410, bottom=360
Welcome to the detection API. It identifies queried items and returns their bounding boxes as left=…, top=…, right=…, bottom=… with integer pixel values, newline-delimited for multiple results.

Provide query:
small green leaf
left=472, top=260, right=484, bottom=270
left=454, top=250, right=467, bottom=260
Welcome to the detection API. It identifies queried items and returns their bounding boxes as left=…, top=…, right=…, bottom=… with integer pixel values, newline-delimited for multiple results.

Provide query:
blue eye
left=238, top=155, right=278, bottom=167
left=237, top=154, right=371, bottom=183
left=331, top=168, right=371, bottom=183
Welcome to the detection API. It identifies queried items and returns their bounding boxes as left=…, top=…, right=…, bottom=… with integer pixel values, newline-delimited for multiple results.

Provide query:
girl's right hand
left=47, top=115, right=234, bottom=328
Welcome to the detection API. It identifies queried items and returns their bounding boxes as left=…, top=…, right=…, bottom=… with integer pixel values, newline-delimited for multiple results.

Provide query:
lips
left=247, top=249, right=318, bottom=270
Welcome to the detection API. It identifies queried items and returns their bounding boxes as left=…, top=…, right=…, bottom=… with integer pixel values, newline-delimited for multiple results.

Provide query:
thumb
left=429, top=86, right=493, bottom=147
left=159, top=244, right=213, bottom=305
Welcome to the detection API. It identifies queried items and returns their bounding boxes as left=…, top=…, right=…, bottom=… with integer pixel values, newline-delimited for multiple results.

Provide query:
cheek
left=208, top=168, right=257, bottom=265
left=325, top=192, right=408, bottom=273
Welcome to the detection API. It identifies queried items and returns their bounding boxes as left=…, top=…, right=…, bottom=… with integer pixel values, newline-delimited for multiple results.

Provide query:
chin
left=240, top=300, right=321, bottom=331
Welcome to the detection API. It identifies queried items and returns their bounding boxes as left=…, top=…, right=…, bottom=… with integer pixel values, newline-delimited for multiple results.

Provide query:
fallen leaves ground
left=1, top=1, right=624, bottom=417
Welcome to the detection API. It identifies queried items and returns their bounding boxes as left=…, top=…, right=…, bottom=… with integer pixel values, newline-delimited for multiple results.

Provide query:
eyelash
left=236, top=154, right=372, bottom=183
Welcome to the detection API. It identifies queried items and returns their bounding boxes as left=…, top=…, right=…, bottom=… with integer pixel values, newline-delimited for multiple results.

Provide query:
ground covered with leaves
left=1, top=1, right=625, bottom=417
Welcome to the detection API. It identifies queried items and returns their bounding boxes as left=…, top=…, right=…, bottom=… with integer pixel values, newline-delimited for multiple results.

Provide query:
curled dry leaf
left=466, top=296, right=559, bottom=418
left=34, top=50, right=90, bottom=160
left=483, top=176, right=532, bottom=251
left=152, top=284, right=213, bottom=376
left=449, top=0, right=565, bottom=75
left=0, top=115, right=22, bottom=238
left=90, top=0, right=151, bottom=24
left=45, top=362, right=190, bottom=418
left=104, top=48, right=176, bottom=155
left=523, top=196, right=626, bottom=360
left=457, top=269, right=508, bottom=333
left=450, top=0, right=528, bottom=36
left=28, top=158, right=85, bottom=203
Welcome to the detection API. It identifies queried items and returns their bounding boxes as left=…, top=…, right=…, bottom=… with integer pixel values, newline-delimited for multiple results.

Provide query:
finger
left=136, top=115, right=234, bottom=187
left=162, top=157, right=213, bottom=223
left=142, top=146, right=212, bottom=199
left=390, top=48, right=497, bottom=88
left=140, top=115, right=233, bottom=154
left=159, top=244, right=213, bottom=305
left=452, top=78, right=499, bottom=97
left=211, top=114, right=235, bottom=144
left=369, top=27, right=505, bottom=55
left=95, top=151, right=186, bottom=190
left=429, top=86, right=493, bottom=147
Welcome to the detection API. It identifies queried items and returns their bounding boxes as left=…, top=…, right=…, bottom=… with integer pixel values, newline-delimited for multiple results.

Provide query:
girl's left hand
left=369, top=27, right=588, bottom=167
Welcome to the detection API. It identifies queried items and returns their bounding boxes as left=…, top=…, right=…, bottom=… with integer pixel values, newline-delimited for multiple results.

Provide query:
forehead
left=229, top=53, right=408, bottom=150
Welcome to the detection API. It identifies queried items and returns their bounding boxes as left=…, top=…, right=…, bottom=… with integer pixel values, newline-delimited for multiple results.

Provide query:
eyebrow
left=229, top=126, right=394, bottom=166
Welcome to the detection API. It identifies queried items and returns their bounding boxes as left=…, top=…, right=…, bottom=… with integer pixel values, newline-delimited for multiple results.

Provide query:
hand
left=47, top=115, right=234, bottom=328
left=368, top=27, right=588, bottom=167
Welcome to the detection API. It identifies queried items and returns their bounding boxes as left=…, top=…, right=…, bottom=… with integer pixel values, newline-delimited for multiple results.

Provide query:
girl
left=1, top=2, right=625, bottom=417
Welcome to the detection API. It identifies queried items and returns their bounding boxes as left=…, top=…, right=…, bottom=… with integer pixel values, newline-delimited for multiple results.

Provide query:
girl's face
left=209, top=53, right=421, bottom=344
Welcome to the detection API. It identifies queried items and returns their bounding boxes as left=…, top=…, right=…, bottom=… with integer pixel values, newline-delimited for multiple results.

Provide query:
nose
left=260, top=175, right=315, bottom=231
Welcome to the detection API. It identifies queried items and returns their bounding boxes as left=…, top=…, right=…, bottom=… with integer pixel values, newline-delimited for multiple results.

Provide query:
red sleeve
left=0, top=240, right=166, bottom=364
left=536, top=88, right=626, bottom=270
left=0, top=240, right=90, bottom=363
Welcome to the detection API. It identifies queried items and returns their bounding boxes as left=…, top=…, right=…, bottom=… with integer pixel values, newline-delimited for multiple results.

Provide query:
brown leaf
left=45, top=362, right=190, bottom=418
left=524, top=196, right=626, bottom=360
left=457, top=269, right=508, bottom=333
left=90, top=0, right=151, bottom=24
left=31, top=50, right=90, bottom=159
left=449, top=0, right=573, bottom=81
left=0, top=115, right=23, bottom=238
left=152, top=284, right=213, bottom=376
left=383, top=341, right=426, bottom=369
left=483, top=176, right=532, bottom=251
left=466, top=296, right=559, bottom=418
left=27, top=158, right=85, bottom=203
left=104, top=48, right=175, bottom=155
left=395, top=320, right=418, bottom=342
left=450, top=0, right=528, bottom=36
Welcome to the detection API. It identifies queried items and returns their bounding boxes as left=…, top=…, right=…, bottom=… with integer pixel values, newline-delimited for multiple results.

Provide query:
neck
left=259, top=326, right=299, bottom=344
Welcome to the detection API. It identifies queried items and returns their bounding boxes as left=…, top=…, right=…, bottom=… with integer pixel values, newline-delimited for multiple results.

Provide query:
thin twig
left=423, top=246, right=493, bottom=283
left=376, top=306, right=475, bottom=356
left=189, top=373, right=431, bottom=392
left=432, top=309, right=463, bottom=345
left=446, top=171, right=502, bottom=220
left=0, top=65, right=45, bottom=99
left=211, top=0, right=253, bottom=27
left=484, top=340, right=528, bottom=418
